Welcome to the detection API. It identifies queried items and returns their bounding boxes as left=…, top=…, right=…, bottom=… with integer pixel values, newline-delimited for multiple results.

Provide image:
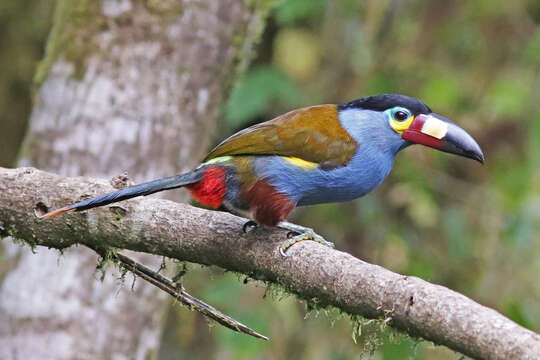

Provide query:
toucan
left=41, top=94, right=484, bottom=256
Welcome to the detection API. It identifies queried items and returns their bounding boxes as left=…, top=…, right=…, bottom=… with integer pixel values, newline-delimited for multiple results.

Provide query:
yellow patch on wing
left=421, top=117, right=448, bottom=139
left=282, top=156, right=318, bottom=170
left=199, top=156, right=233, bottom=168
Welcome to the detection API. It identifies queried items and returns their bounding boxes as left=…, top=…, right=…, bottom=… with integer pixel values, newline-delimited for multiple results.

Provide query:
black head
left=338, top=94, right=432, bottom=116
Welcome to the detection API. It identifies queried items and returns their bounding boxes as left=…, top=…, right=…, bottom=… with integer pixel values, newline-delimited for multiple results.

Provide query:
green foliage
left=505, top=299, right=534, bottom=329
left=419, top=71, right=462, bottom=112
left=523, top=27, right=540, bottom=63
left=405, top=256, right=435, bottom=280
left=484, top=74, right=532, bottom=118
left=442, top=207, right=472, bottom=260
left=274, top=0, right=326, bottom=25
left=225, top=65, right=301, bottom=127
left=380, top=337, right=420, bottom=360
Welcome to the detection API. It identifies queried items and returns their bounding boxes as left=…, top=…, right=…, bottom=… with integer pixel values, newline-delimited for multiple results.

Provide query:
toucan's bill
left=402, top=113, right=484, bottom=163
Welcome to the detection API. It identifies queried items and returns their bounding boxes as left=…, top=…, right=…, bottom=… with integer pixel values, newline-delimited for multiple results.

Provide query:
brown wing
left=204, top=105, right=358, bottom=169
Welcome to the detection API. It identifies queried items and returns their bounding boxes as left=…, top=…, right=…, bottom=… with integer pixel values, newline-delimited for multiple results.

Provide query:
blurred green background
left=1, top=0, right=539, bottom=358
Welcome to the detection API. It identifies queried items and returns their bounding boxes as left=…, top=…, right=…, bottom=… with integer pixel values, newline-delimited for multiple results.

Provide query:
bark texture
left=0, top=0, right=269, bottom=359
left=1, top=167, right=540, bottom=360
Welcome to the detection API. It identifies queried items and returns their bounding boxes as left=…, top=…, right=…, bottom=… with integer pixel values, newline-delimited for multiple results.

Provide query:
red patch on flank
left=186, top=167, right=226, bottom=208
left=243, top=180, right=295, bottom=226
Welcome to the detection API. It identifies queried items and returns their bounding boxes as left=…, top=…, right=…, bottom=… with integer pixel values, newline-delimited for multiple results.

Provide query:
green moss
left=349, top=313, right=417, bottom=356
left=262, top=281, right=292, bottom=301
left=261, top=274, right=413, bottom=356
left=144, top=0, right=183, bottom=18
left=231, top=0, right=280, bottom=78
left=350, top=315, right=387, bottom=354
left=95, top=246, right=121, bottom=280
left=109, top=206, right=128, bottom=221
left=261, top=275, right=403, bottom=354
left=34, top=0, right=104, bottom=88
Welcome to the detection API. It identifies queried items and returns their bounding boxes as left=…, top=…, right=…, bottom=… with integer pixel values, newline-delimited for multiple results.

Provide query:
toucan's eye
left=387, top=107, right=414, bottom=134
left=392, top=107, right=411, bottom=121
left=394, top=111, right=408, bottom=121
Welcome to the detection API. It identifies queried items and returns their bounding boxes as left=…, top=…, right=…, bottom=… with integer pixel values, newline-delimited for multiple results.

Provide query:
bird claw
left=242, top=220, right=258, bottom=233
left=276, top=221, right=334, bottom=257
left=286, top=231, right=297, bottom=239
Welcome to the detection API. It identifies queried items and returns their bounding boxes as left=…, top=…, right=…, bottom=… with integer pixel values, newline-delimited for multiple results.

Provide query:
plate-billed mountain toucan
left=41, top=94, right=484, bottom=256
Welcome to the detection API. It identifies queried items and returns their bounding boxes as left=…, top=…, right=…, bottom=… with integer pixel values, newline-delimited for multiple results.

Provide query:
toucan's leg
left=277, top=221, right=335, bottom=257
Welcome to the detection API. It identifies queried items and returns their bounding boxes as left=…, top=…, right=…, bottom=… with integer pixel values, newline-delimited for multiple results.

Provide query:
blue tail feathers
left=40, top=170, right=204, bottom=218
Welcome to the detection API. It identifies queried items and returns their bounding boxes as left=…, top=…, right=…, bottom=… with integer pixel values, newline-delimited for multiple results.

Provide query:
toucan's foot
left=242, top=220, right=258, bottom=233
left=276, top=221, right=334, bottom=257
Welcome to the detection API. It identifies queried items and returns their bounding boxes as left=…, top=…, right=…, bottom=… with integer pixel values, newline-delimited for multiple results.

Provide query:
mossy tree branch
left=1, top=166, right=539, bottom=360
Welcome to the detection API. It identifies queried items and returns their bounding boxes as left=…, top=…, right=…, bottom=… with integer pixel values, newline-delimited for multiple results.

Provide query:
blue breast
left=252, top=148, right=393, bottom=206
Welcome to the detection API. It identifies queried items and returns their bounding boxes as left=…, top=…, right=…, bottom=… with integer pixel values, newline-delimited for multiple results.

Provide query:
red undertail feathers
left=186, top=167, right=227, bottom=208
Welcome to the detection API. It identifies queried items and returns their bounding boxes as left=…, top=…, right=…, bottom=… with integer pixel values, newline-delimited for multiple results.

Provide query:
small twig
left=86, top=244, right=268, bottom=341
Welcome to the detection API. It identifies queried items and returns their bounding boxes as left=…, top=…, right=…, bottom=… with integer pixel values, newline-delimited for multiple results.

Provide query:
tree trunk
left=0, top=1, right=269, bottom=359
